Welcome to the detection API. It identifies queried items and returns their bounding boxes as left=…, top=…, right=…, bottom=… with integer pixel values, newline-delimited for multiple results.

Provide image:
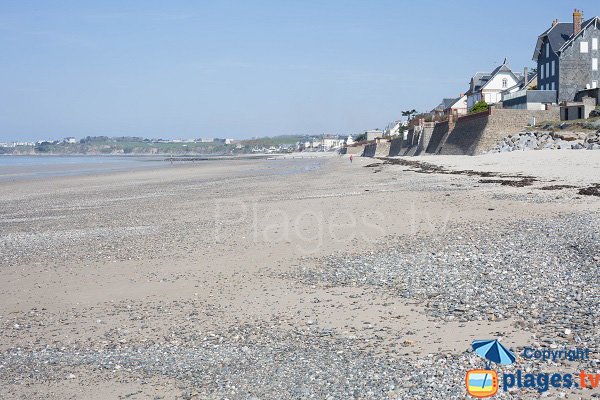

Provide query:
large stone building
left=533, top=9, right=600, bottom=102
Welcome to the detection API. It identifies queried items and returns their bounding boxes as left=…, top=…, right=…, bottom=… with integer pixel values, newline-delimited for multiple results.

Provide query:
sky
left=0, top=1, right=597, bottom=141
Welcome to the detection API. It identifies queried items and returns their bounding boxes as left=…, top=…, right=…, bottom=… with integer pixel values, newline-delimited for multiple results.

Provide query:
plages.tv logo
left=465, top=339, right=516, bottom=398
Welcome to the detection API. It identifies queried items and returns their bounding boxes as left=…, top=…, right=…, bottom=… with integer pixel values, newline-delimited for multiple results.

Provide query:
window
left=551, top=60, right=555, bottom=76
left=546, top=63, right=550, bottom=78
left=593, top=38, right=598, bottom=50
left=581, top=41, right=589, bottom=53
left=551, top=82, right=555, bottom=91
left=594, top=58, right=598, bottom=71
left=502, top=78, right=507, bottom=88
left=540, top=64, right=545, bottom=79
left=546, top=43, right=550, bottom=58
left=593, top=81, right=598, bottom=89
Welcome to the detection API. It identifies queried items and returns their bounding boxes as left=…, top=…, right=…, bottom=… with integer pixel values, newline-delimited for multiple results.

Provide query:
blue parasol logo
left=472, top=339, right=516, bottom=368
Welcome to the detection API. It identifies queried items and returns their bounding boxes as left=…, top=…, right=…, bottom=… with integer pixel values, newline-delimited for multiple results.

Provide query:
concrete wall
left=362, top=142, right=377, bottom=157
left=417, top=125, right=435, bottom=155
left=425, top=121, right=451, bottom=154
left=374, top=140, right=391, bottom=157
left=358, top=139, right=392, bottom=158
left=389, top=137, right=403, bottom=156
left=341, top=144, right=366, bottom=155
left=438, top=108, right=560, bottom=155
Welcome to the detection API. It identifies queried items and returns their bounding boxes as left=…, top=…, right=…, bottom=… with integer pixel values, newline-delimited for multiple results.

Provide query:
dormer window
left=502, top=78, right=507, bottom=88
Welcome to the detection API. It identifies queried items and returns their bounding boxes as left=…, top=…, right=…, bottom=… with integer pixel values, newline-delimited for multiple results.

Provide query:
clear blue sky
left=0, top=1, right=597, bottom=141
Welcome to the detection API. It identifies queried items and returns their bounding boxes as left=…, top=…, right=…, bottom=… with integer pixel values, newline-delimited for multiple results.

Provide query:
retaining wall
left=374, top=140, right=391, bottom=157
left=438, top=108, right=560, bottom=155
left=342, top=144, right=366, bottom=155
left=362, top=142, right=377, bottom=157
left=389, top=137, right=403, bottom=156
left=425, top=121, right=451, bottom=154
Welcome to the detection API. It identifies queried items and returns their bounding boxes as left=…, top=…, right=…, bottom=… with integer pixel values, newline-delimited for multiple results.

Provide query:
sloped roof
left=558, top=17, right=600, bottom=53
left=446, top=95, right=467, bottom=109
left=470, top=59, right=520, bottom=93
left=534, top=17, right=599, bottom=60
left=432, top=98, right=457, bottom=112
left=471, top=72, right=491, bottom=92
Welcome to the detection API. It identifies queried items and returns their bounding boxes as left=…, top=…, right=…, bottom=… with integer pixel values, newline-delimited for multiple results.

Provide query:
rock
left=555, top=132, right=578, bottom=141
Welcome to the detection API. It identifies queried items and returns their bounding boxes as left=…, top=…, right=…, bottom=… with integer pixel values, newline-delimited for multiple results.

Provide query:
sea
left=0, top=154, right=324, bottom=181
left=0, top=155, right=165, bottom=181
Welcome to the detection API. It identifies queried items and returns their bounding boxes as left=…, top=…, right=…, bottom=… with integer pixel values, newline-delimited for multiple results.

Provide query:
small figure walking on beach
left=349, top=154, right=353, bottom=163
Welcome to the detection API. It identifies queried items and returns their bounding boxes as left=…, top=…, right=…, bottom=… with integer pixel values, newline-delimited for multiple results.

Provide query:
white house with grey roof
left=533, top=9, right=600, bottom=102
left=431, top=94, right=468, bottom=118
left=466, top=59, right=523, bottom=110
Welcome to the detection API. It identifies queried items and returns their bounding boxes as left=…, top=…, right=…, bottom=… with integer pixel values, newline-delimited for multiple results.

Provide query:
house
left=533, top=9, right=600, bottom=103
left=500, top=68, right=556, bottom=110
left=383, top=120, right=408, bottom=137
left=64, top=137, right=77, bottom=144
left=466, top=59, right=523, bottom=109
left=446, top=94, right=468, bottom=116
left=345, top=135, right=355, bottom=146
left=431, top=98, right=459, bottom=119
left=365, top=129, right=384, bottom=141
left=322, top=134, right=344, bottom=150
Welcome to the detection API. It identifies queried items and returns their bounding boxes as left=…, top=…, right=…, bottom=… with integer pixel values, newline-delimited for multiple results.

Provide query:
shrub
left=470, top=101, right=489, bottom=114
left=354, top=133, right=367, bottom=142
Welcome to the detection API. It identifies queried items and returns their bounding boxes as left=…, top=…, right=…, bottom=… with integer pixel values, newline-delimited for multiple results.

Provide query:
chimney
left=573, top=9, right=583, bottom=36
left=523, top=67, right=529, bottom=84
left=552, top=19, right=559, bottom=27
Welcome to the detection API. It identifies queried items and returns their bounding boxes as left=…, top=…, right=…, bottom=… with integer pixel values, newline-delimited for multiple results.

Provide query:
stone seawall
left=389, top=137, right=403, bottom=156
left=362, top=142, right=377, bottom=157
left=340, top=144, right=366, bottom=155
left=374, top=141, right=391, bottom=157
left=425, top=121, right=450, bottom=154
left=356, top=108, right=559, bottom=158
left=416, top=125, right=435, bottom=155
left=438, top=108, right=560, bottom=155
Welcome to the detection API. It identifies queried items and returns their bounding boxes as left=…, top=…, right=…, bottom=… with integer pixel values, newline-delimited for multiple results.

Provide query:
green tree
left=470, top=101, right=489, bottom=114
left=402, top=109, right=417, bottom=121
left=354, top=133, right=367, bottom=142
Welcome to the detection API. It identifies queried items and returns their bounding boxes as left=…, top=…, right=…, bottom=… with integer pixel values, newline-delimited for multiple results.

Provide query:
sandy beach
left=0, top=152, right=599, bottom=399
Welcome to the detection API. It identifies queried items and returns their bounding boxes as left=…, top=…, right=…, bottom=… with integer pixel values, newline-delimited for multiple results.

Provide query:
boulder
left=554, top=132, right=579, bottom=141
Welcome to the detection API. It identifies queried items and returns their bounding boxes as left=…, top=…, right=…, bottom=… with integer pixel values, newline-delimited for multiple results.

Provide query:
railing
left=502, top=90, right=557, bottom=102
left=502, top=89, right=527, bottom=101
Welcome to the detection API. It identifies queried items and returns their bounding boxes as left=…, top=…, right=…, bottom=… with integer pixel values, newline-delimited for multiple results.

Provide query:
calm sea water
left=0, top=155, right=164, bottom=180
left=0, top=155, right=164, bottom=167
left=0, top=155, right=324, bottom=181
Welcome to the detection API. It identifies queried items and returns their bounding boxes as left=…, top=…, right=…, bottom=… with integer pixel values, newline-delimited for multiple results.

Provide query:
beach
left=0, top=152, right=599, bottom=399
